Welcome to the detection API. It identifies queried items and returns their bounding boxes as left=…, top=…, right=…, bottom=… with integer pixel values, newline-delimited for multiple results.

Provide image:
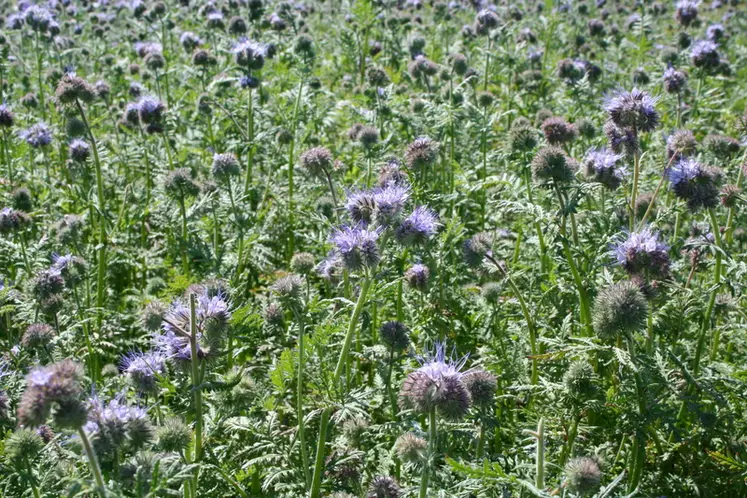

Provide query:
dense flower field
left=0, top=0, right=745, bottom=496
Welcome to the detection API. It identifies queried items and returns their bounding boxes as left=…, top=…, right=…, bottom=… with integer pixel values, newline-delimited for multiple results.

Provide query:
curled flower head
left=19, top=123, right=53, bottom=148
left=232, top=38, right=266, bottom=70
left=137, top=96, right=166, bottom=125
left=675, top=0, right=699, bottom=27
left=121, top=351, right=167, bottom=394
left=668, top=157, right=722, bottom=211
left=690, top=40, right=720, bottom=70
left=395, top=206, right=438, bottom=246
left=583, top=148, right=626, bottom=190
left=603, top=88, right=660, bottom=133
left=399, top=342, right=472, bottom=420
left=331, top=225, right=380, bottom=271
left=603, top=121, right=639, bottom=157
left=612, top=228, right=670, bottom=278
left=663, top=66, right=687, bottom=94
left=374, top=184, right=409, bottom=225
left=345, top=190, right=377, bottom=225
left=84, top=394, right=152, bottom=455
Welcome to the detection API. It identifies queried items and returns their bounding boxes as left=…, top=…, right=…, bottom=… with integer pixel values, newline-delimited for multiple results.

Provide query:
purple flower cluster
left=668, top=157, right=723, bottom=211
left=583, top=148, right=626, bottom=190
left=331, top=225, right=380, bottom=271
left=399, top=342, right=472, bottom=421
left=395, top=206, right=439, bottom=246
left=603, top=88, right=660, bottom=133
left=612, top=228, right=670, bottom=278
left=121, top=351, right=167, bottom=393
left=19, top=123, right=53, bottom=148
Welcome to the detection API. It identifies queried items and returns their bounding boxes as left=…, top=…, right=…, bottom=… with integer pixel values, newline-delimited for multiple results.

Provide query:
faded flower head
left=565, top=457, right=603, bottom=495
left=331, top=225, right=380, bottom=271
left=583, top=148, right=626, bottom=190
left=19, top=123, right=53, bottom=148
left=399, top=342, right=472, bottom=420
left=593, top=281, right=649, bottom=341
left=532, top=146, right=577, bottom=183
left=121, top=351, right=167, bottom=394
left=666, top=129, right=697, bottom=159
left=603, top=88, right=659, bottom=133
left=404, top=137, right=439, bottom=171
left=394, top=432, right=427, bottom=464
left=541, top=117, right=578, bottom=145
left=668, top=157, right=722, bottom=211
left=612, top=228, right=670, bottom=278
left=300, top=147, right=333, bottom=177
left=395, top=206, right=438, bottom=246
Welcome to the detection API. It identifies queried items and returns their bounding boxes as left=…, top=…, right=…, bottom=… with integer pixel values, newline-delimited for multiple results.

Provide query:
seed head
left=603, top=88, right=660, bottom=133
left=532, top=146, right=577, bottom=183
left=164, top=168, right=200, bottom=199
left=563, top=360, right=598, bottom=401
left=592, top=281, right=648, bottom=341
left=404, top=263, right=430, bottom=291
left=157, top=417, right=192, bottom=452
left=394, top=433, right=427, bottom=464
left=541, top=117, right=578, bottom=145
left=211, top=153, right=241, bottom=181
left=300, top=147, right=333, bottom=177
left=379, top=321, right=410, bottom=351
left=463, top=370, right=497, bottom=406
left=565, top=457, right=603, bottom=495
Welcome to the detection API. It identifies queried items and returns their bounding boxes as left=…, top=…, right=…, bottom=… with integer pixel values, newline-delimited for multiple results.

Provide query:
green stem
left=179, top=195, right=189, bottom=276
left=189, top=294, right=203, bottom=493
left=75, top=100, right=107, bottom=356
left=292, top=306, right=311, bottom=489
left=243, top=88, right=254, bottom=196
left=418, top=408, right=437, bottom=498
left=535, top=418, right=545, bottom=490
left=78, top=428, right=107, bottom=497
left=630, top=150, right=640, bottom=232
left=691, top=208, right=723, bottom=378
left=309, top=276, right=372, bottom=498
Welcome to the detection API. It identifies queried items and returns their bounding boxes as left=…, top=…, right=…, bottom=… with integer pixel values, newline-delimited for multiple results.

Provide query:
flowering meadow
left=0, top=0, right=745, bottom=496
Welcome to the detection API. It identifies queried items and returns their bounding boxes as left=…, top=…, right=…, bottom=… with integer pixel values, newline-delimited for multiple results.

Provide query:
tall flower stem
left=178, top=194, right=190, bottom=276
left=310, top=275, right=372, bottom=498
left=78, top=428, right=106, bottom=497
left=243, top=88, right=254, bottom=196
left=690, top=208, right=723, bottom=377
left=291, top=306, right=311, bottom=489
left=629, top=150, right=641, bottom=232
left=485, top=254, right=539, bottom=384
left=418, top=408, right=437, bottom=498
left=637, top=153, right=679, bottom=230
left=189, top=294, right=203, bottom=495
left=554, top=185, right=592, bottom=336
left=287, top=79, right=305, bottom=258
left=75, top=100, right=107, bottom=347
left=535, top=418, right=545, bottom=490
left=724, top=153, right=745, bottom=244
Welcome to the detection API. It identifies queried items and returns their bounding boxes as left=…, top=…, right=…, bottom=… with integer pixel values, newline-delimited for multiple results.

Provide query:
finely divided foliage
left=0, top=1, right=745, bottom=497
